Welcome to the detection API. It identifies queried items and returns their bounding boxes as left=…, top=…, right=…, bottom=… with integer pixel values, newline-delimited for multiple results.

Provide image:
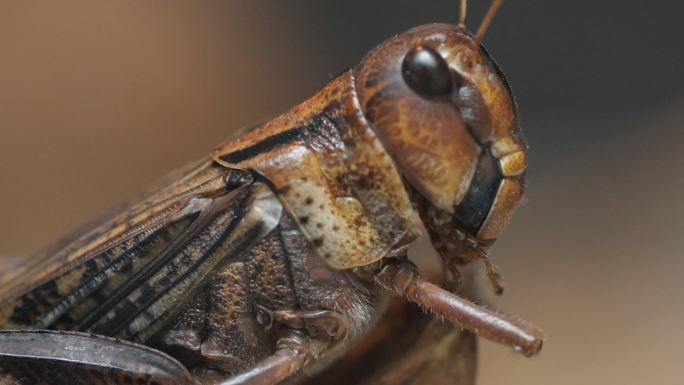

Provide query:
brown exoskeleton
left=0, top=2, right=543, bottom=384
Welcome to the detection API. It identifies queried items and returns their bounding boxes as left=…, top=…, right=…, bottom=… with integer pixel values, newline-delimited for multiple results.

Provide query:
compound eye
left=402, top=45, right=453, bottom=98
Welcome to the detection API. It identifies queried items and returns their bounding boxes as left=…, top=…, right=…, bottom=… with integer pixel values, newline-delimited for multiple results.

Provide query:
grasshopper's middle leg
left=216, top=308, right=348, bottom=385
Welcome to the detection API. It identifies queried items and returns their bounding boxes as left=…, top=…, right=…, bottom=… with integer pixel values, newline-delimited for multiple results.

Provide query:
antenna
left=459, top=0, right=468, bottom=26
left=475, top=0, right=504, bottom=43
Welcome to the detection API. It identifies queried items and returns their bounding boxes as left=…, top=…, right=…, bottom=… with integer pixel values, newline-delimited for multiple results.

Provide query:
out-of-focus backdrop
left=1, top=1, right=682, bottom=384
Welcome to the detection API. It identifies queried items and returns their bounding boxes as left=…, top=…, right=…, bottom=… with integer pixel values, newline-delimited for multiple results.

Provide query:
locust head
left=354, top=22, right=526, bottom=287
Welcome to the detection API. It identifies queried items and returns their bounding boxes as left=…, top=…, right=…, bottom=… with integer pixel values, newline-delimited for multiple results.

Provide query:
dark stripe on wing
left=30, top=215, right=197, bottom=329
left=126, top=221, right=267, bottom=342
left=91, top=202, right=245, bottom=338
left=75, top=186, right=251, bottom=333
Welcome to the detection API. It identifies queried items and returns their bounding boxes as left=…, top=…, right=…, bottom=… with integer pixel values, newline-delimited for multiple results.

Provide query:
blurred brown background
left=1, top=1, right=682, bottom=384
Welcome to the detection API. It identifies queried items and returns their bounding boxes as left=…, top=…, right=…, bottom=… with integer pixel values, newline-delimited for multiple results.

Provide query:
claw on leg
left=375, top=261, right=544, bottom=357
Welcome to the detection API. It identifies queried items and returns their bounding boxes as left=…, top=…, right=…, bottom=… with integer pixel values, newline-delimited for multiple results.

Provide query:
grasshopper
left=0, top=1, right=543, bottom=384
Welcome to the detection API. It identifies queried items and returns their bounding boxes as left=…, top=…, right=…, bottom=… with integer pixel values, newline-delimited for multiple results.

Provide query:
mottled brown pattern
left=202, top=261, right=268, bottom=373
left=353, top=24, right=527, bottom=243
left=244, top=232, right=297, bottom=312
left=212, top=72, right=417, bottom=269
left=154, top=214, right=374, bottom=379
left=0, top=20, right=539, bottom=385
left=354, top=25, right=481, bottom=210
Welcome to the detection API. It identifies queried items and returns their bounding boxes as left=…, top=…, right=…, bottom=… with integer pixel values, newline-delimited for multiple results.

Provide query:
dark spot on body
left=319, top=204, right=325, bottom=209
left=316, top=223, right=324, bottom=229
left=333, top=225, right=340, bottom=231
left=305, top=197, right=314, bottom=205
left=299, top=216, right=309, bottom=225
left=313, top=238, right=324, bottom=247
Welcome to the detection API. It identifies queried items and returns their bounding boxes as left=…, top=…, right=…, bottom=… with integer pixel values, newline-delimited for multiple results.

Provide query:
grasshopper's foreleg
left=374, top=260, right=544, bottom=357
